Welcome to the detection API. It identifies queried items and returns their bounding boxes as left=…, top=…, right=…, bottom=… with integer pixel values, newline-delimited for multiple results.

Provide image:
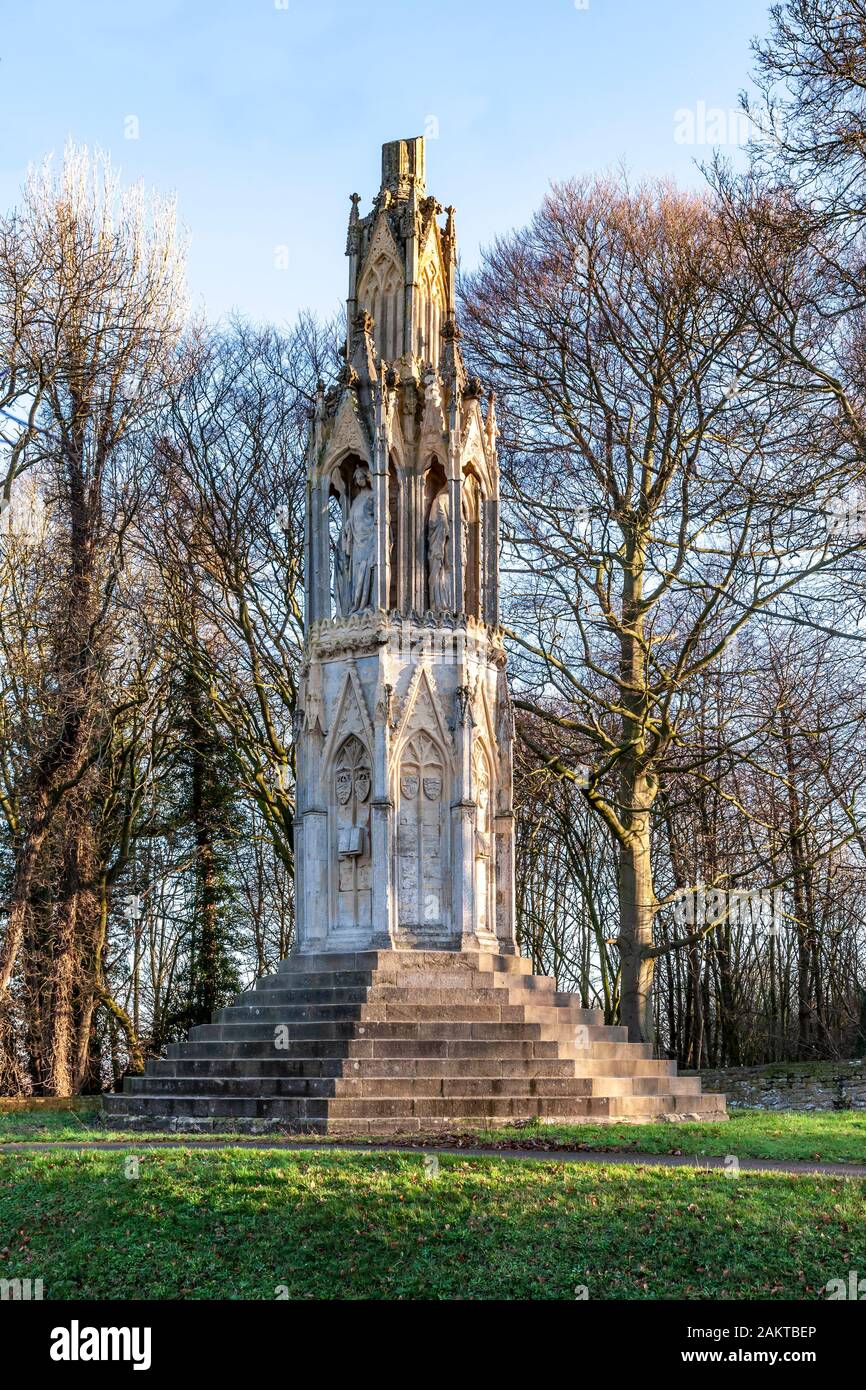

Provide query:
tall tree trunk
left=187, top=673, right=223, bottom=1026
left=617, top=798, right=656, bottom=1043
left=616, top=538, right=658, bottom=1045
left=46, top=810, right=100, bottom=1096
left=780, top=705, right=814, bottom=1057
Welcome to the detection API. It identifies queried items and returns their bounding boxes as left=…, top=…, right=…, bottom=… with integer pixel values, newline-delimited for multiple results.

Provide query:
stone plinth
left=104, top=951, right=726, bottom=1133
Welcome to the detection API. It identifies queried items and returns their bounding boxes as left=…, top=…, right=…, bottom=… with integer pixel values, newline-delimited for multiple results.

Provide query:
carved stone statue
left=427, top=486, right=450, bottom=611
left=342, top=466, right=376, bottom=613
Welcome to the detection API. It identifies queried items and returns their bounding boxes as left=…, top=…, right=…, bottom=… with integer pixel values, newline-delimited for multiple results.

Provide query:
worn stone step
left=585, top=1040, right=653, bottom=1059
left=214, top=1001, right=554, bottom=1025
left=126, top=1075, right=336, bottom=1098
left=337, top=1056, right=579, bottom=1078
left=630, top=1075, right=703, bottom=1097
left=399, top=969, right=555, bottom=993
left=238, top=986, right=369, bottom=1007
left=126, top=1074, right=610, bottom=1101
left=166, top=1038, right=354, bottom=1060
left=335, top=1077, right=598, bottom=1099
left=255, top=971, right=374, bottom=993
left=518, top=1004, right=608, bottom=1027
left=276, top=950, right=532, bottom=978
left=349, top=1037, right=565, bottom=1059
left=367, top=986, right=549, bottom=1007
left=157, top=1055, right=579, bottom=1080
left=107, top=1095, right=330, bottom=1120
left=249, top=973, right=561, bottom=1002
left=323, top=1095, right=578, bottom=1121
left=189, top=1019, right=568, bottom=1041
left=146, top=1057, right=345, bottom=1079
left=164, top=1036, right=566, bottom=1061
left=574, top=1056, right=676, bottom=1077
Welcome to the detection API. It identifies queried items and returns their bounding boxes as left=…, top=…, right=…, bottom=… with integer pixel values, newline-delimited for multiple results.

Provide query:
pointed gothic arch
left=326, top=452, right=368, bottom=619
left=358, top=247, right=405, bottom=361
left=331, top=733, right=373, bottom=930
left=388, top=453, right=401, bottom=610
left=417, top=257, right=444, bottom=366
left=395, top=730, right=449, bottom=930
left=462, top=468, right=483, bottom=619
left=423, top=457, right=449, bottom=611
left=391, top=665, right=453, bottom=935
left=472, top=735, right=496, bottom=940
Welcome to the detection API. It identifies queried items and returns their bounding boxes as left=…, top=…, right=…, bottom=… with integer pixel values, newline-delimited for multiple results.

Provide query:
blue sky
left=0, top=0, right=771, bottom=326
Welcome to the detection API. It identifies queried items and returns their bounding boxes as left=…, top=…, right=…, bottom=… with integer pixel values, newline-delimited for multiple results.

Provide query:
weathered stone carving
left=398, top=733, right=446, bottom=927
left=341, top=467, right=376, bottom=613
left=334, top=734, right=372, bottom=928
left=427, top=487, right=450, bottom=611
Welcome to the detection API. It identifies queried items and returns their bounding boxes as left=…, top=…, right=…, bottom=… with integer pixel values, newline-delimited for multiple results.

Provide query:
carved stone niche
left=396, top=732, right=446, bottom=929
left=473, top=741, right=494, bottom=939
left=333, top=734, right=372, bottom=929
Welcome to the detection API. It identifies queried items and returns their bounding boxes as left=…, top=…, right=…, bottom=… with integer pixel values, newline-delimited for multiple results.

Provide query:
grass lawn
left=1, top=1103, right=865, bottom=1165
left=0, top=1146, right=863, bottom=1300
left=471, top=1109, right=866, bottom=1165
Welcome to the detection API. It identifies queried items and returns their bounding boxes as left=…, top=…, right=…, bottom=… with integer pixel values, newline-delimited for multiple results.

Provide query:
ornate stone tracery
left=397, top=732, right=447, bottom=928
left=333, top=734, right=373, bottom=929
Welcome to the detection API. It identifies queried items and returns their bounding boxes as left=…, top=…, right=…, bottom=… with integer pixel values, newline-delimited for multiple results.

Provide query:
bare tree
left=0, top=145, right=185, bottom=1092
left=145, top=317, right=336, bottom=879
left=460, top=174, right=864, bottom=1042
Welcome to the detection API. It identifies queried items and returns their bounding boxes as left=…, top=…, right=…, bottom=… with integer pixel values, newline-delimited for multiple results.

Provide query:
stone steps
left=236, top=985, right=594, bottom=1013
left=189, top=1019, right=628, bottom=1042
left=148, top=1056, right=661, bottom=1078
left=211, top=1003, right=605, bottom=1027
left=252, top=972, right=559, bottom=996
left=104, top=1089, right=725, bottom=1126
left=163, top=1037, right=568, bottom=1060
left=273, top=950, right=534, bottom=977
left=103, top=949, right=726, bottom=1133
left=124, top=1074, right=608, bottom=1099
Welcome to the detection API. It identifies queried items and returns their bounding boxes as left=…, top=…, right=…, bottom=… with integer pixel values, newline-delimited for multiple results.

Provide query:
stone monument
left=295, top=134, right=514, bottom=958
left=104, top=140, right=726, bottom=1132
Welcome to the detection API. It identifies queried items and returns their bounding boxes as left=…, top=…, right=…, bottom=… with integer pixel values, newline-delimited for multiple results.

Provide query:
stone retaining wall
left=690, top=1062, right=866, bottom=1110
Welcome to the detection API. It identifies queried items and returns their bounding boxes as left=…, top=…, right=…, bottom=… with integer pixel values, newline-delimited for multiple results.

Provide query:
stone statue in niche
left=397, top=734, right=445, bottom=927
left=340, top=466, right=376, bottom=613
left=334, top=735, right=372, bottom=928
left=427, top=487, right=450, bottom=611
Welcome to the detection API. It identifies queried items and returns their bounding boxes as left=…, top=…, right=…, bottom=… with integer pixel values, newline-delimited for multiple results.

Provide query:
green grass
left=0, top=1147, right=863, bottom=1300
left=470, top=1109, right=866, bottom=1165
left=0, top=1103, right=107, bottom=1143
left=1, top=1104, right=864, bottom=1165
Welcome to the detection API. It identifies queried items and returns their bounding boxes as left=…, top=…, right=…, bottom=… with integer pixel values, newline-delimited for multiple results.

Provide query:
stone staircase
left=102, top=950, right=727, bottom=1133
